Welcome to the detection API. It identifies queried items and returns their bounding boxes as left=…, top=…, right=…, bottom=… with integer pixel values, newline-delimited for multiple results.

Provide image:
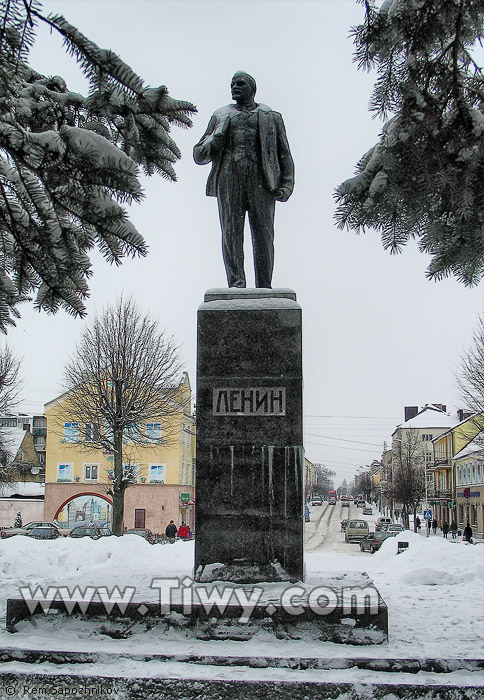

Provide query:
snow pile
left=0, top=530, right=483, bottom=664
left=373, top=530, right=484, bottom=586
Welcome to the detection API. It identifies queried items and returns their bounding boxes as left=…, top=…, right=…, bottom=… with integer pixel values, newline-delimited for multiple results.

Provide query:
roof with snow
left=0, top=482, right=45, bottom=498
left=393, top=405, right=459, bottom=433
left=453, top=438, right=484, bottom=462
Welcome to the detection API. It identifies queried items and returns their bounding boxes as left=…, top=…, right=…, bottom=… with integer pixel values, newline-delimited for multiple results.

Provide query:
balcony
left=428, top=488, right=452, bottom=500
left=429, top=460, right=451, bottom=470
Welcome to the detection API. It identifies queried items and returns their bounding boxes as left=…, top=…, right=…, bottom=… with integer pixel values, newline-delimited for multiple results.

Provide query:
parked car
left=375, top=517, right=392, bottom=531
left=345, top=519, right=369, bottom=543
left=70, top=526, right=111, bottom=539
left=124, top=528, right=155, bottom=543
left=311, top=495, right=323, bottom=506
left=363, top=506, right=373, bottom=515
left=341, top=519, right=348, bottom=531
left=27, top=526, right=60, bottom=540
left=1, top=521, right=71, bottom=539
left=359, top=531, right=394, bottom=553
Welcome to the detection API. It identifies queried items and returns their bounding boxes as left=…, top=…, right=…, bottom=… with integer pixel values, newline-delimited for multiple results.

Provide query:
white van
left=345, top=519, right=369, bottom=542
left=376, top=517, right=392, bottom=531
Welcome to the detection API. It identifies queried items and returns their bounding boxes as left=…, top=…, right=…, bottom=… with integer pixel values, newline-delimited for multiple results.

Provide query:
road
left=304, top=500, right=378, bottom=555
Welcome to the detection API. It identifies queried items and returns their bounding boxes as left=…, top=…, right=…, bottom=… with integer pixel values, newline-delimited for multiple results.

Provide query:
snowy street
left=0, top=511, right=482, bottom=672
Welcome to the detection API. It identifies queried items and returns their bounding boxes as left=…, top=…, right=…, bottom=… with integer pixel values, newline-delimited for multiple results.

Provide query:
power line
left=305, top=433, right=383, bottom=447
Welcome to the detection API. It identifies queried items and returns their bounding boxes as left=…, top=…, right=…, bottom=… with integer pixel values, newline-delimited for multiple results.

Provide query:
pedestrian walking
left=177, top=522, right=190, bottom=540
left=463, top=522, right=473, bottom=543
left=432, top=518, right=438, bottom=535
left=442, top=521, right=449, bottom=538
left=415, top=516, right=421, bottom=532
left=165, top=520, right=178, bottom=542
left=450, top=521, right=458, bottom=539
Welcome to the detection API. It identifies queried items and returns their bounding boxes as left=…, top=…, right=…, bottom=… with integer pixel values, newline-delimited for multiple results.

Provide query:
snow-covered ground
left=0, top=504, right=483, bottom=695
left=0, top=528, right=483, bottom=661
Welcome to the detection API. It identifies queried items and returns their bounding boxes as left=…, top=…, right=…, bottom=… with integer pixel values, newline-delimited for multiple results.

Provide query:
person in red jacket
left=177, top=522, right=190, bottom=540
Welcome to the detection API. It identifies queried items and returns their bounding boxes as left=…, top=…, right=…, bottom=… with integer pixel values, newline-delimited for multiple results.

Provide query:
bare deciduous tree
left=456, top=314, right=484, bottom=444
left=392, top=432, right=426, bottom=530
left=59, top=296, right=183, bottom=535
left=0, top=344, right=23, bottom=493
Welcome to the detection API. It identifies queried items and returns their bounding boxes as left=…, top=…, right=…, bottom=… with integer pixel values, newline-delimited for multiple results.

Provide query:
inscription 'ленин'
left=213, top=388, right=286, bottom=416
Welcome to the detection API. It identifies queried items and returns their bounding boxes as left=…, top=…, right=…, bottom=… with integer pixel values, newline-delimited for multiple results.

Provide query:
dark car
left=70, top=526, right=111, bottom=540
left=124, top=528, right=155, bottom=544
left=27, top=526, right=60, bottom=540
left=359, top=531, right=394, bottom=553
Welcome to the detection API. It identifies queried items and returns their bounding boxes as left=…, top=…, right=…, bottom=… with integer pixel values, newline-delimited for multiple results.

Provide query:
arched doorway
left=54, top=492, right=113, bottom=529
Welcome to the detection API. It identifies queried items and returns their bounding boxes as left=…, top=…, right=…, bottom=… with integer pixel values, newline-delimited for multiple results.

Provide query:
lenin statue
left=193, top=72, right=294, bottom=289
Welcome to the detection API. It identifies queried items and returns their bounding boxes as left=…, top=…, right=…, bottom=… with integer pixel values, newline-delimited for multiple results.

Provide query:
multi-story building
left=431, top=411, right=478, bottom=526
left=0, top=412, right=46, bottom=526
left=43, top=372, right=196, bottom=534
left=391, top=404, right=461, bottom=515
left=453, top=439, right=484, bottom=537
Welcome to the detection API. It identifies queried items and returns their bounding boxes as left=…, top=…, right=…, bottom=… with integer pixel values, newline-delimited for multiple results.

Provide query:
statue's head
left=231, top=71, right=257, bottom=103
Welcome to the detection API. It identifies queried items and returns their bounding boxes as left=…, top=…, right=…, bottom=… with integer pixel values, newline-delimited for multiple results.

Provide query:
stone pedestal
left=195, top=288, right=303, bottom=583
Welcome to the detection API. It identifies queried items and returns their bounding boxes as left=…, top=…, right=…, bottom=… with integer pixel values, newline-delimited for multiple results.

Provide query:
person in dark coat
left=415, top=516, right=421, bottom=531
left=432, top=518, right=438, bottom=534
left=442, top=521, right=449, bottom=538
left=463, top=522, right=473, bottom=543
left=165, top=520, right=178, bottom=541
left=450, top=521, right=458, bottom=539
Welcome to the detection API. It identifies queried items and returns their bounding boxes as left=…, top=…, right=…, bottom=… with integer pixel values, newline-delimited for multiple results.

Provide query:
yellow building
left=43, top=372, right=196, bottom=534
left=431, top=413, right=481, bottom=526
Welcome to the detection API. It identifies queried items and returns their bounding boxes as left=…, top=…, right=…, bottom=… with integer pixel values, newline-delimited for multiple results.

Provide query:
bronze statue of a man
left=193, top=72, right=294, bottom=288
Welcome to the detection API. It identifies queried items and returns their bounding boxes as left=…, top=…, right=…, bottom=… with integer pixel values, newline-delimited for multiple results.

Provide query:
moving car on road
left=359, top=531, right=394, bottom=553
left=375, top=517, right=392, bottom=530
left=345, top=519, right=369, bottom=543
left=342, top=500, right=349, bottom=508
left=311, top=495, right=323, bottom=506
left=363, top=506, right=373, bottom=515
left=387, top=524, right=404, bottom=533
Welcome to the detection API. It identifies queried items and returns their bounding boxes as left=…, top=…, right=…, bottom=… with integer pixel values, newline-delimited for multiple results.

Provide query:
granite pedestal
left=195, top=288, right=303, bottom=583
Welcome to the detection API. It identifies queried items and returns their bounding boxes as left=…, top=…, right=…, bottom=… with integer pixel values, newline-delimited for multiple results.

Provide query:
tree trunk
left=112, top=431, right=125, bottom=536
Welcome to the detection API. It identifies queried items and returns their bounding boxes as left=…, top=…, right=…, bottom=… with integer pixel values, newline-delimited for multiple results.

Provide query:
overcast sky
left=6, top=0, right=484, bottom=486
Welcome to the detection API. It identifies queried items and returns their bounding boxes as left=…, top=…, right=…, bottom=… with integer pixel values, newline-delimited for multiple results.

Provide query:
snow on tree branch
left=335, top=0, right=484, bottom=286
left=0, top=0, right=196, bottom=330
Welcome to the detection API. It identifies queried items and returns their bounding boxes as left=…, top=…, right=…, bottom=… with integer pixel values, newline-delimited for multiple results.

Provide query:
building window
left=63, top=422, right=79, bottom=442
left=84, top=464, right=99, bottom=482
left=422, top=434, right=433, bottom=441
left=471, top=505, right=478, bottom=526
left=0, top=418, right=17, bottom=427
left=149, top=464, right=165, bottom=483
left=146, top=422, right=162, bottom=439
left=182, top=424, right=192, bottom=446
left=123, top=464, right=137, bottom=483
left=84, top=423, right=99, bottom=442
left=57, top=463, right=73, bottom=482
